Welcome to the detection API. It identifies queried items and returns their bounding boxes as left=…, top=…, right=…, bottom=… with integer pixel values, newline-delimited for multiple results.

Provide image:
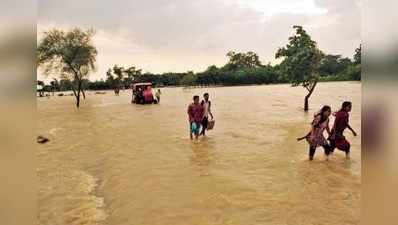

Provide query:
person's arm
left=208, top=101, right=214, bottom=119
left=347, top=124, right=357, bottom=136
left=187, top=105, right=193, bottom=122
left=326, top=119, right=331, bottom=136
left=201, top=105, right=206, bottom=120
left=310, top=116, right=319, bottom=137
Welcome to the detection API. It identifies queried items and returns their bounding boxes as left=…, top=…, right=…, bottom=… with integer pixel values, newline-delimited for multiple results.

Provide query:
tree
left=319, top=54, right=352, bottom=76
left=49, top=78, right=60, bottom=95
left=197, top=65, right=221, bottom=85
left=113, top=65, right=125, bottom=84
left=180, top=71, right=196, bottom=86
left=346, top=64, right=361, bottom=81
left=124, top=66, right=142, bottom=86
left=37, top=28, right=97, bottom=108
left=354, top=44, right=361, bottom=65
left=59, top=79, right=74, bottom=91
left=224, top=51, right=262, bottom=71
left=276, top=25, right=323, bottom=111
left=106, top=68, right=115, bottom=84
left=37, top=80, right=45, bottom=97
left=106, top=65, right=127, bottom=92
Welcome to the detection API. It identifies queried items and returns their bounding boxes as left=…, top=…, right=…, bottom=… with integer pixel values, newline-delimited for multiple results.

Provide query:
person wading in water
left=299, top=105, right=333, bottom=161
left=187, top=95, right=204, bottom=140
left=329, top=101, right=357, bottom=159
left=200, top=93, right=213, bottom=136
left=155, top=89, right=161, bottom=103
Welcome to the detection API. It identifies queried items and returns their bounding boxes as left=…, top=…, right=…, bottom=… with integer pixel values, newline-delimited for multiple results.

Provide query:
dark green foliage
left=275, top=25, right=323, bottom=111
left=37, top=28, right=97, bottom=107
left=319, top=55, right=352, bottom=77
left=354, top=44, right=361, bottom=65
left=39, top=28, right=360, bottom=94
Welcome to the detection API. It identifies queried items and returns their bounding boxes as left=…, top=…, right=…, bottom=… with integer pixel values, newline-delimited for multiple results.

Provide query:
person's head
left=320, top=105, right=332, bottom=118
left=203, top=93, right=209, bottom=101
left=341, top=101, right=352, bottom=112
left=157, top=89, right=160, bottom=92
left=193, top=95, right=200, bottom=104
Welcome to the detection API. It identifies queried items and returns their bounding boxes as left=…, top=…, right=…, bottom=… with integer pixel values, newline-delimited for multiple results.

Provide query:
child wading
left=299, top=105, right=333, bottom=160
left=329, top=101, right=357, bottom=159
left=187, top=95, right=204, bottom=140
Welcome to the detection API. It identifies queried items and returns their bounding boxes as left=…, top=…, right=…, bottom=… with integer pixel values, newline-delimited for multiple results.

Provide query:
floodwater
left=37, top=82, right=361, bottom=225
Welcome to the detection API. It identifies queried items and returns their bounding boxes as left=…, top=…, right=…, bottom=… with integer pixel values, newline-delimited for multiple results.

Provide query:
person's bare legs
left=200, top=127, right=206, bottom=136
left=346, top=150, right=351, bottom=160
left=189, top=123, right=193, bottom=140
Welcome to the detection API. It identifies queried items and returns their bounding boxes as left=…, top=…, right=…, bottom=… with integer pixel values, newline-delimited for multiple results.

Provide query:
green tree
left=224, top=51, right=262, bottom=71
left=113, top=65, right=125, bottom=83
left=37, top=80, right=45, bottom=97
left=37, top=28, right=97, bottom=108
left=180, top=71, right=197, bottom=86
left=319, top=54, right=352, bottom=76
left=346, top=64, right=361, bottom=81
left=197, top=65, right=221, bottom=85
left=49, top=78, right=60, bottom=95
left=276, top=25, right=323, bottom=111
left=106, top=65, right=127, bottom=92
left=354, top=44, right=361, bottom=65
left=59, top=79, right=73, bottom=91
left=124, top=66, right=142, bottom=85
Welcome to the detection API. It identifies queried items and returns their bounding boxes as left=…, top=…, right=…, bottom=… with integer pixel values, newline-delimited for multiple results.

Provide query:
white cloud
left=38, top=0, right=360, bottom=80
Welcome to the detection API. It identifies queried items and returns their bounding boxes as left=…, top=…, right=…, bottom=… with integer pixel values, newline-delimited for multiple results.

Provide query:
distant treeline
left=38, top=50, right=361, bottom=92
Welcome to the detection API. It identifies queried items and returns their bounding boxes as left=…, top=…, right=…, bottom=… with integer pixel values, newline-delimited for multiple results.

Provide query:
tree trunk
left=81, top=89, right=86, bottom=99
left=76, top=90, right=80, bottom=108
left=75, top=80, right=82, bottom=108
left=304, top=95, right=309, bottom=111
left=304, top=81, right=317, bottom=111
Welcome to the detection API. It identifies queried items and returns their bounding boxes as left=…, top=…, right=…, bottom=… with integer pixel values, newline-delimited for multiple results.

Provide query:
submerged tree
left=276, top=25, right=323, bottom=111
left=37, top=28, right=97, bottom=108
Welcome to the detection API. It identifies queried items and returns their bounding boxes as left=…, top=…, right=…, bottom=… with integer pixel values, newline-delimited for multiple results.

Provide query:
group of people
left=187, top=95, right=357, bottom=160
left=133, top=86, right=162, bottom=104
left=298, top=101, right=357, bottom=161
left=187, top=93, right=214, bottom=140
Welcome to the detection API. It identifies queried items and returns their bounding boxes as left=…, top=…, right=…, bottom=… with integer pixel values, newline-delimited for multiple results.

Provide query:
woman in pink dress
left=305, top=105, right=333, bottom=160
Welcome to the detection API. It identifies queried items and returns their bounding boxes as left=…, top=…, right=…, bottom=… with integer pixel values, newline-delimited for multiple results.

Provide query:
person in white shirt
left=155, top=89, right=161, bottom=103
left=200, top=93, right=214, bottom=136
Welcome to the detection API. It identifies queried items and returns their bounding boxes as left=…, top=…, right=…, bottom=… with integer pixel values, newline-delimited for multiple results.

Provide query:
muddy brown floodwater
left=37, top=81, right=361, bottom=225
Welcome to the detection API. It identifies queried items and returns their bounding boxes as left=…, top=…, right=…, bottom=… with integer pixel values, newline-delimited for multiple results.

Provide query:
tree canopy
left=37, top=28, right=97, bottom=107
left=275, top=25, right=323, bottom=111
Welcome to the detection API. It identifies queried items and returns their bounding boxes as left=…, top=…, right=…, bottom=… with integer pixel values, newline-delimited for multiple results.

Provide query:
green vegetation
left=37, top=28, right=98, bottom=107
left=276, top=25, right=323, bottom=111
left=37, top=26, right=361, bottom=109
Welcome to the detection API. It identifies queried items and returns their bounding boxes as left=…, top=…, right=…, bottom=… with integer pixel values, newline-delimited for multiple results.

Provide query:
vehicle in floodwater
left=131, top=82, right=158, bottom=104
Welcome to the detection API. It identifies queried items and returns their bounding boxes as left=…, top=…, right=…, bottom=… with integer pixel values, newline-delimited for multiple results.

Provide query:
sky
left=38, top=0, right=361, bottom=81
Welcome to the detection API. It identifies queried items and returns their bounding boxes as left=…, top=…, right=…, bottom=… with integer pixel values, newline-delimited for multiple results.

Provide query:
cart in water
left=131, top=82, right=158, bottom=104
